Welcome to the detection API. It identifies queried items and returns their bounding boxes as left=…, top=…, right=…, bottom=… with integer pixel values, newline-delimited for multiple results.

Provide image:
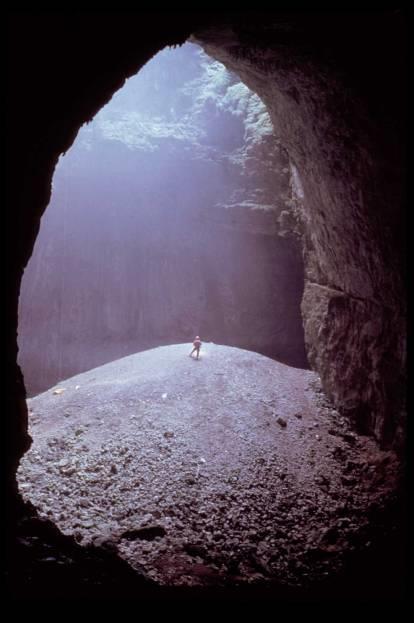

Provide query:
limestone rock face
left=196, top=18, right=406, bottom=447
left=301, top=284, right=405, bottom=444
left=18, top=43, right=308, bottom=397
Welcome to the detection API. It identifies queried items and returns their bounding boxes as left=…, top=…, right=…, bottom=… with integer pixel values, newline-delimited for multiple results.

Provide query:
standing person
left=189, top=336, right=202, bottom=360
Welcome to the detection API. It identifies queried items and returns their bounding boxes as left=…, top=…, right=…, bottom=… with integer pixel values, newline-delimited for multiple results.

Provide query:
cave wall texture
left=6, top=10, right=406, bottom=503
left=17, top=43, right=308, bottom=396
left=195, top=15, right=406, bottom=449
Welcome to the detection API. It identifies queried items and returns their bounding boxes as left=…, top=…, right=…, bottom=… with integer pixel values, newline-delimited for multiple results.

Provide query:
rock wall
left=195, top=13, right=406, bottom=447
left=18, top=44, right=307, bottom=396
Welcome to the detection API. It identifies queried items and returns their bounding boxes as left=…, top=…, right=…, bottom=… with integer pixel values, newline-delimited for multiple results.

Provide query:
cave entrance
left=15, top=40, right=398, bottom=592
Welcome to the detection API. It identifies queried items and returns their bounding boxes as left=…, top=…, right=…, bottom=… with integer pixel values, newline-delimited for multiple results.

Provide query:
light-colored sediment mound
left=18, top=344, right=398, bottom=587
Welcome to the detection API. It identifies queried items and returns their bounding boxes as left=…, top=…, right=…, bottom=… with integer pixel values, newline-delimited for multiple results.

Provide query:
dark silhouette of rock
left=121, top=526, right=167, bottom=541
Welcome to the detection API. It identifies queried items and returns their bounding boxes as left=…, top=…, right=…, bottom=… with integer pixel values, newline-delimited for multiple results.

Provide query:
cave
left=5, top=11, right=406, bottom=601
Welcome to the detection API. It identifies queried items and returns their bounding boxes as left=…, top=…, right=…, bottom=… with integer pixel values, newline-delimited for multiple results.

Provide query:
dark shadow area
left=8, top=490, right=406, bottom=601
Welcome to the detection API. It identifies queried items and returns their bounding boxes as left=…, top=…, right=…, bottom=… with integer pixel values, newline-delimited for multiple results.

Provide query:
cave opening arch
left=7, top=11, right=406, bottom=599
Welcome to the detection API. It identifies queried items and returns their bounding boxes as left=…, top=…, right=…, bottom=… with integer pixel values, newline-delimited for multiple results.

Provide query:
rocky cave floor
left=16, top=344, right=403, bottom=596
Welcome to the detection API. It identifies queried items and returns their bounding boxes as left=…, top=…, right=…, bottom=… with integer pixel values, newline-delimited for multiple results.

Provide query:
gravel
left=18, top=343, right=400, bottom=588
